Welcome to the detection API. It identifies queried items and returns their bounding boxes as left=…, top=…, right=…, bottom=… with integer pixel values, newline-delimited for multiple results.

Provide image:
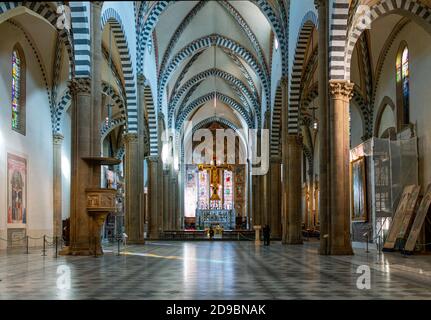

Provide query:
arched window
left=396, top=43, right=409, bottom=130
left=11, top=45, right=26, bottom=134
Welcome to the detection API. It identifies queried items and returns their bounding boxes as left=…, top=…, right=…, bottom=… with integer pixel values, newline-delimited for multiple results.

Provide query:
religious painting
left=7, top=153, right=27, bottom=225
left=351, top=157, right=367, bottom=222
left=383, top=185, right=420, bottom=251
left=405, top=184, right=431, bottom=252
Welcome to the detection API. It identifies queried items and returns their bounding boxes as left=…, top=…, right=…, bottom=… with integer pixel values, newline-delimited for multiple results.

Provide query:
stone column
left=53, top=133, right=64, bottom=237
left=315, top=0, right=330, bottom=255
left=163, top=170, right=169, bottom=230
left=252, top=174, right=261, bottom=226
left=90, top=1, right=103, bottom=183
left=329, top=80, right=354, bottom=255
left=280, top=76, right=289, bottom=243
left=124, top=133, right=144, bottom=244
left=269, top=157, right=282, bottom=238
left=170, top=175, right=178, bottom=230
left=137, top=75, right=147, bottom=237
left=261, top=170, right=269, bottom=226
left=283, top=135, right=303, bottom=244
left=148, top=156, right=160, bottom=238
left=68, top=78, right=94, bottom=255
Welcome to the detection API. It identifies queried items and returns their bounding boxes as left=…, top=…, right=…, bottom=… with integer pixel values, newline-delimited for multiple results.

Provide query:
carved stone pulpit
left=86, top=188, right=117, bottom=255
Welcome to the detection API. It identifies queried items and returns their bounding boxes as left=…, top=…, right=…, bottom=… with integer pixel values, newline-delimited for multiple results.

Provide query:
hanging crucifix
left=198, top=157, right=233, bottom=201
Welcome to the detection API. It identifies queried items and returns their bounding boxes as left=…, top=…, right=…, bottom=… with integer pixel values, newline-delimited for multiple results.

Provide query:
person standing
left=263, top=224, right=271, bottom=246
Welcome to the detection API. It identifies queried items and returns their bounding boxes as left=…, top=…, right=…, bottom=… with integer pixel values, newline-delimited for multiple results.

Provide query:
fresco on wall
left=234, top=165, right=245, bottom=217
left=7, top=153, right=27, bottom=225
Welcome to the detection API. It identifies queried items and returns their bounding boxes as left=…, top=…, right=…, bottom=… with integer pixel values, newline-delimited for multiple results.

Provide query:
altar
left=184, top=159, right=247, bottom=231
left=196, top=209, right=236, bottom=230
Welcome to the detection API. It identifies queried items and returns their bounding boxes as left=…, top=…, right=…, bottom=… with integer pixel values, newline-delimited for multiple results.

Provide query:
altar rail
left=159, top=230, right=255, bottom=241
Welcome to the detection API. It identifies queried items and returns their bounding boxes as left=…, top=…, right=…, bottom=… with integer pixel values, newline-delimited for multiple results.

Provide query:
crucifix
left=198, top=157, right=233, bottom=201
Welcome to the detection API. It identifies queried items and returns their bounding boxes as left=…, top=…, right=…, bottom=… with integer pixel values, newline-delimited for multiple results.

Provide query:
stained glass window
left=11, top=47, right=25, bottom=134
left=223, top=171, right=233, bottom=210
left=396, top=45, right=409, bottom=126
left=198, top=170, right=209, bottom=210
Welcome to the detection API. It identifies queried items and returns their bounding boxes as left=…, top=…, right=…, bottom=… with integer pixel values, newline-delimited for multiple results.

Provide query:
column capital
left=147, top=155, right=159, bottom=163
left=53, top=133, right=64, bottom=145
left=329, top=80, right=354, bottom=101
left=123, top=133, right=138, bottom=143
left=68, top=78, right=91, bottom=95
left=280, top=76, right=289, bottom=86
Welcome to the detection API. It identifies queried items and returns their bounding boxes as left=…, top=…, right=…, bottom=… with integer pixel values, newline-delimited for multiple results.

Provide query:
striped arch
left=70, top=1, right=90, bottom=77
left=53, top=89, right=72, bottom=134
left=343, top=0, right=431, bottom=81
left=289, top=13, right=317, bottom=135
left=192, top=116, right=240, bottom=134
left=175, top=92, right=253, bottom=131
left=300, top=83, right=319, bottom=113
left=170, top=51, right=204, bottom=99
left=270, top=84, right=282, bottom=158
left=115, top=145, right=125, bottom=160
left=158, top=34, right=268, bottom=113
left=102, top=81, right=126, bottom=119
left=219, top=1, right=269, bottom=79
left=101, top=8, right=138, bottom=133
left=101, top=118, right=126, bottom=141
left=137, top=0, right=171, bottom=74
left=159, top=1, right=208, bottom=76
left=0, top=2, right=75, bottom=75
left=253, top=0, right=288, bottom=75
left=351, top=85, right=372, bottom=139
left=168, top=68, right=259, bottom=128
left=137, top=0, right=287, bottom=75
left=329, top=0, right=350, bottom=80
left=223, top=48, right=259, bottom=100
left=143, top=84, right=158, bottom=156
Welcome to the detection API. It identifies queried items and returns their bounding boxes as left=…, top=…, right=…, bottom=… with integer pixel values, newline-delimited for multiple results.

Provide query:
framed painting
left=7, top=153, right=27, bottom=226
left=351, top=157, right=367, bottom=222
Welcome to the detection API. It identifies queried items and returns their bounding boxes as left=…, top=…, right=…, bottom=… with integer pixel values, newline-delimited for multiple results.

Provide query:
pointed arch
left=158, top=34, right=269, bottom=114
left=168, top=68, right=259, bottom=128
left=342, top=0, right=431, bottom=81
left=101, top=8, right=137, bottom=133
left=175, top=92, right=253, bottom=132
left=289, top=14, right=317, bottom=135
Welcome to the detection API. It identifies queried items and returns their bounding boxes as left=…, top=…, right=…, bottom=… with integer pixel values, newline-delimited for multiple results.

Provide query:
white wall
left=373, top=21, right=431, bottom=188
left=0, top=23, right=54, bottom=249
left=61, top=107, right=71, bottom=221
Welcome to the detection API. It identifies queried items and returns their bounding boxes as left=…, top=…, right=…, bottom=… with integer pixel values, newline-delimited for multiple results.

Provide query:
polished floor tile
left=0, top=241, right=430, bottom=299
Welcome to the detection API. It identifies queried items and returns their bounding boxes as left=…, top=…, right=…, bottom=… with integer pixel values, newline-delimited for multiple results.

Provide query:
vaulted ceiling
left=143, top=0, right=277, bottom=131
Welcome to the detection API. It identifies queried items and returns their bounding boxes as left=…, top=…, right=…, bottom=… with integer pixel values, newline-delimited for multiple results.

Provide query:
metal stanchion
left=366, top=233, right=369, bottom=253
left=42, top=235, right=47, bottom=256
left=55, top=236, right=58, bottom=259
left=117, top=237, right=121, bottom=256
left=26, top=235, right=29, bottom=254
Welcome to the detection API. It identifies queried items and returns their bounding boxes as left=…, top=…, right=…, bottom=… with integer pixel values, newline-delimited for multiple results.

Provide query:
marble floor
left=0, top=241, right=430, bottom=299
